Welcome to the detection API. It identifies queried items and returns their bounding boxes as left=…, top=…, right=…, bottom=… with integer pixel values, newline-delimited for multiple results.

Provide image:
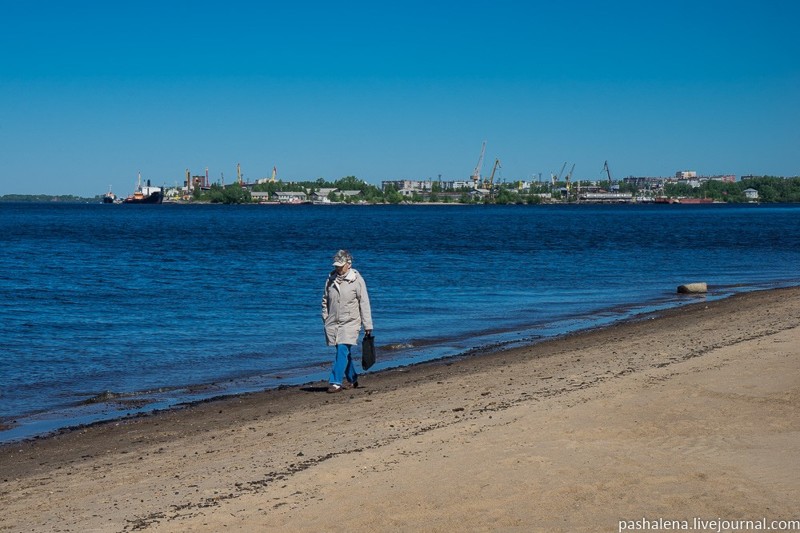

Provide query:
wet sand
left=2, top=287, right=799, bottom=532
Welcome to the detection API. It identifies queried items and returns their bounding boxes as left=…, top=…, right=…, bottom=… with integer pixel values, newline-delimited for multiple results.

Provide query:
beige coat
left=322, top=268, right=373, bottom=346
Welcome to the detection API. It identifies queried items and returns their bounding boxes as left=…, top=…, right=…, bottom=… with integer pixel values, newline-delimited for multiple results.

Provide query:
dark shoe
left=343, top=380, right=358, bottom=389
left=327, top=384, right=343, bottom=393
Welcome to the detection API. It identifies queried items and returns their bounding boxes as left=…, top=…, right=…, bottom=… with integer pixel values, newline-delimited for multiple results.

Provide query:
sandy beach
left=2, top=286, right=799, bottom=532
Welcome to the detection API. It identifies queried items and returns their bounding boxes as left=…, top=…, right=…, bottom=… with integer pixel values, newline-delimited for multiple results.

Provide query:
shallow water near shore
left=1, top=202, right=799, bottom=442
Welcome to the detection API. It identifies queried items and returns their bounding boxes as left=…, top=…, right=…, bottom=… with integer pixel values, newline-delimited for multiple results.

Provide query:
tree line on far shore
left=0, top=194, right=97, bottom=203
left=196, top=174, right=800, bottom=204
left=663, top=176, right=800, bottom=203
left=2, top=175, right=799, bottom=205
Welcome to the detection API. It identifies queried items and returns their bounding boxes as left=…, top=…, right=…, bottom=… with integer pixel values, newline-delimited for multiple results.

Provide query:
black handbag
left=361, top=332, right=376, bottom=370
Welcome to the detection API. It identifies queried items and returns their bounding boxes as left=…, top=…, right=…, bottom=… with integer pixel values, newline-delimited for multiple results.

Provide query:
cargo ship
left=123, top=173, right=163, bottom=204
left=102, top=187, right=118, bottom=204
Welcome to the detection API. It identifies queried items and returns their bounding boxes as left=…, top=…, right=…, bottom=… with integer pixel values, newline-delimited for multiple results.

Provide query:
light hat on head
left=332, top=250, right=352, bottom=267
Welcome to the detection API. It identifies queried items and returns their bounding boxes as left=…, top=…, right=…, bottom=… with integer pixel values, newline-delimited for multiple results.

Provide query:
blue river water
left=1, top=202, right=799, bottom=442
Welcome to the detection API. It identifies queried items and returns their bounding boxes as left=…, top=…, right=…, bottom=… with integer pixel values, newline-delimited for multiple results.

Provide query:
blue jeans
left=329, top=344, right=358, bottom=386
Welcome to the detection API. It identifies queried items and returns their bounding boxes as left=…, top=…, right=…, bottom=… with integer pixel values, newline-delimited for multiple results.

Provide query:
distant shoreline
left=1, top=198, right=789, bottom=206
left=3, top=173, right=799, bottom=205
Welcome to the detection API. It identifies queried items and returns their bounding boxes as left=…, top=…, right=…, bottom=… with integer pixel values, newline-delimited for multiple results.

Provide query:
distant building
left=311, top=188, right=338, bottom=202
left=578, top=192, right=634, bottom=203
left=469, top=188, right=491, bottom=199
left=251, top=191, right=272, bottom=202
left=744, top=188, right=759, bottom=201
left=273, top=191, right=308, bottom=203
left=186, top=174, right=210, bottom=193
left=339, top=190, right=363, bottom=199
left=624, top=176, right=665, bottom=189
left=382, top=179, right=475, bottom=195
left=164, top=187, right=182, bottom=200
left=442, top=180, right=473, bottom=191
left=382, top=180, right=433, bottom=192
left=708, top=174, right=736, bottom=183
left=672, top=172, right=734, bottom=185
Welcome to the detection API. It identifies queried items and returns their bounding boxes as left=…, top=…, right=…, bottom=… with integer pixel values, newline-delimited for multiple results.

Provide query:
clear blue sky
left=1, top=0, right=798, bottom=196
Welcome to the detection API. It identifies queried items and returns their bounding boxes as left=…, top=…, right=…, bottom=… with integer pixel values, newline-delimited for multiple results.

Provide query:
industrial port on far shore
left=103, top=155, right=767, bottom=206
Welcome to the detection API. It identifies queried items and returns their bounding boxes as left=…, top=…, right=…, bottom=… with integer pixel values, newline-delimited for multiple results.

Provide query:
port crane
left=602, top=160, right=613, bottom=182
left=564, top=163, right=575, bottom=199
left=551, top=162, right=567, bottom=188
left=483, top=158, right=501, bottom=196
left=471, top=141, right=487, bottom=187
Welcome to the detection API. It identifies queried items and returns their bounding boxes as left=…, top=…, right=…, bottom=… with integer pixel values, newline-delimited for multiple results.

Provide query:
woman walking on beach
left=322, top=250, right=373, bottom=393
